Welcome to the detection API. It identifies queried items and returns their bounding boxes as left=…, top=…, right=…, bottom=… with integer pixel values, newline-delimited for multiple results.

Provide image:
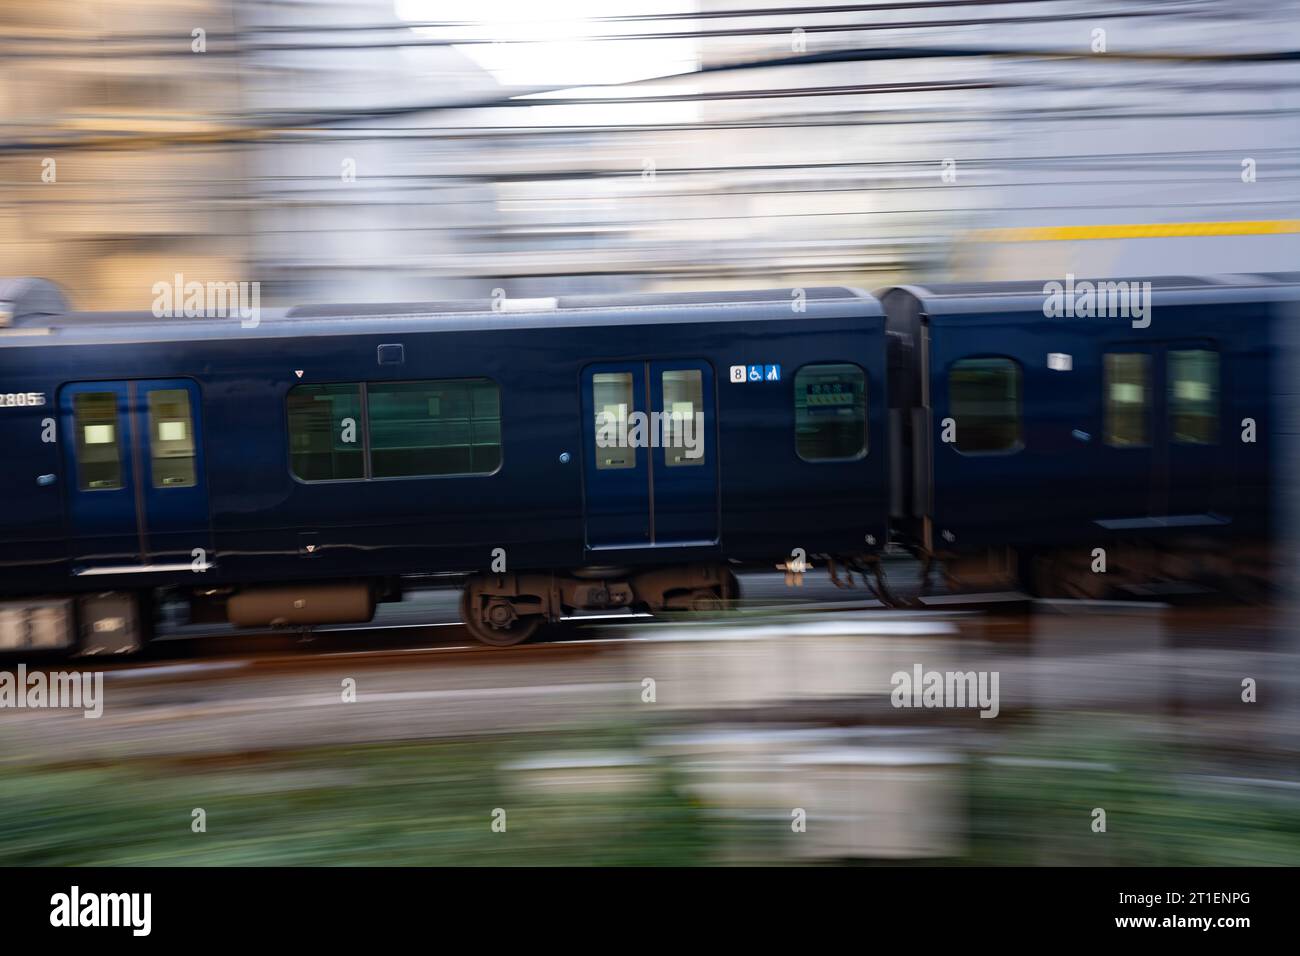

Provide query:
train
left=0, top=273, right=1295, bottom=654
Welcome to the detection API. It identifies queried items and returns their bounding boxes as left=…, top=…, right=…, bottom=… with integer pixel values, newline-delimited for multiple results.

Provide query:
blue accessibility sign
left=764, top=364, right=781, bottom=382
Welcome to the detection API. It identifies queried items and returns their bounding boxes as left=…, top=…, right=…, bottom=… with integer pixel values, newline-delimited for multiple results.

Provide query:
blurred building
left=240, top=0, right=504, bottom=303
left=0, top=0, right=1296, bottom=307
left=0, top=0, right=249, bottom=308
left=944, top=2, right=1300, bottom=280
left=0, top=0, right=503, bottom=309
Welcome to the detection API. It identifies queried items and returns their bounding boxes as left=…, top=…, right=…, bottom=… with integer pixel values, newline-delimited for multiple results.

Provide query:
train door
left=60, top=379, right=211, bottom=574
left=581, top=361, right=718, bottom=549
left=1160, top=342, right=1220, bottom=518
left=648, top=361, right=718, bottom=545
left=1097, top=341, right=1220, bottom=525
left=1097, top=345, right=1159, bottom=522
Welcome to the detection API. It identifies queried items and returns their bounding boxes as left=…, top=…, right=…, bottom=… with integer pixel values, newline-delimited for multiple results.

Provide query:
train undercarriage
left=0, top=538, right=1274, bottom=658
left=932, top=539, right=1274, bottom=602
left=0, top=563, right=744, bottom=656
left=458, top=564, right=739, bottom=645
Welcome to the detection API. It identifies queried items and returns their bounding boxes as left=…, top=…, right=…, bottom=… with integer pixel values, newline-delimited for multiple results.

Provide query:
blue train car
left=881, top=275, right=1294, bottom=597
left=0, top=282, right=887, bottom=650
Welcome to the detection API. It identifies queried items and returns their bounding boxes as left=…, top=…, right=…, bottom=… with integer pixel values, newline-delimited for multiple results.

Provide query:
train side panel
left=882, top=279, right=1283, bottom=593
left=0, top=375, right=66, bottom=592
left=0, top=297, right=888, bottom=604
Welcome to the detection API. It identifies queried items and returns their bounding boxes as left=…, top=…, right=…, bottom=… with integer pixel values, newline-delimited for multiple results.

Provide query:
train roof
left=878, top=273, right=1300, bottom=317
left=0, top=283, right=879, bottom=347
left=284, top=286, right=872, bottom=318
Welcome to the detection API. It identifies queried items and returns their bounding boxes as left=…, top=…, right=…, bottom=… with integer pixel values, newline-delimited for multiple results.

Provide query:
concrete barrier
left=631, top=616, right=961, bottom=710
left=502, top=750, right=655, bottom=796
left=782, top=746, right=966, bottom=859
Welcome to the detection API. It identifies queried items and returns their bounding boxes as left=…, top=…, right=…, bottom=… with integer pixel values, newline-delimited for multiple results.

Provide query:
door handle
left=36, top=473, right=56, bottom=486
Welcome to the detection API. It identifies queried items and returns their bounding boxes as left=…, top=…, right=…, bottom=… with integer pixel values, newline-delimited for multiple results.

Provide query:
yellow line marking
left=972, top=220, right=1300, bottom=242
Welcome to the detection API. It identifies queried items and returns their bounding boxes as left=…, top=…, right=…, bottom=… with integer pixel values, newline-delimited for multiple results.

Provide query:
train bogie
left=460, top=564, right=739, bottom=646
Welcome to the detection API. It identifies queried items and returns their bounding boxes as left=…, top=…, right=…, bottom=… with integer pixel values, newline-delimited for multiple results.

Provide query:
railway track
left=0, top=589, right=1288, bottom=765
left=5, top=561, right=1281, bottom=678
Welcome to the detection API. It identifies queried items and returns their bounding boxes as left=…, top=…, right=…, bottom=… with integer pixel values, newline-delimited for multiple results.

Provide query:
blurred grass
left=966, top=718, right=1300, bottom=866
left=0, top=718, right=1296, bottom=865
left=0, top=734, right=716, bottom=866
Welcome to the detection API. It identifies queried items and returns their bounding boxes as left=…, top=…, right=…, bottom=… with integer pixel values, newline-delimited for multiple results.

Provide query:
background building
left=1, top=0, right=1295, bottom=306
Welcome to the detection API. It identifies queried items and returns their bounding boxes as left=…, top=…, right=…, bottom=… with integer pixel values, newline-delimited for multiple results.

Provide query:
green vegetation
left=0, top=735, right=715, bottom=866
left=0, top=719, right=1295, bottom=865
left=967, top=719, right=1300, bottom=866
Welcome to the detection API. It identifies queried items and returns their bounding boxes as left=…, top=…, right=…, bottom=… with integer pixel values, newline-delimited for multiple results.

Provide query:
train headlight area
left=0, top=274, right=1297, bottom=657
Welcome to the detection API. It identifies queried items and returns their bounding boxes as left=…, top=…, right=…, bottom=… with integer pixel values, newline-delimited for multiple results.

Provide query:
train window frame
left=1168, top=348, right=1219, bottom=445
left=661, top=369, right=706, bottom=468
left=285, top=378, right=503, bottom=484
left=1102, top=351, right=1152, bottom=449
left=793, top=362, right=869, bottom=463
left=366, top=377, right=503, bottom=480
left=592, top=371, right=637, bottom=471
left=146, top=388, right=197, bottom=488
left=946, top=356, right=1024, bottom=456
left=72, top=391, right=125, bottom=491
left=286, top=383, right=367, bottom=483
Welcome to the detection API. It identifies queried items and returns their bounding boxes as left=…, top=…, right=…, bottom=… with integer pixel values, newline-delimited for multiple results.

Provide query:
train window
left=1103, top=353, right=1150, bottom=447
left=1168, top=349, right=1218, bottom=444
left=794, top=363, right=867, bottom=461
left=662, top=369, right=705, bottom=467
left=73, top=392, right=123, bottom=491
left=368, top=378, right=501, bottom=478
left=287, top=384, right=365, bottom=481
left=593, top=372, right=635, bottom=469
left=147, top=389, right=196, bottom=488
left=948, top=358, right=1022, bottom=453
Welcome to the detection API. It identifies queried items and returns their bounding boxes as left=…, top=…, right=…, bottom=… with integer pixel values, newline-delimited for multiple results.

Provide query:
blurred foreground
left=2, top=595, right=1296, bottom=865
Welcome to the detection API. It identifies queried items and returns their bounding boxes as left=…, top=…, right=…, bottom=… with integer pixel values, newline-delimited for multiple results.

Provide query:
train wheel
left=687, top=590, right=723, bottom=612
left=721, top=569, right=741, bottom=604
left=685, top=569, right=741, bottom=612
left=459, top=588, right=542, bottom=647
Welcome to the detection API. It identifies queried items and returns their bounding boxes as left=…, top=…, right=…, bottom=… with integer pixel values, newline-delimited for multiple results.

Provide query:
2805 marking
left=0, top=392, right=45, bottom=407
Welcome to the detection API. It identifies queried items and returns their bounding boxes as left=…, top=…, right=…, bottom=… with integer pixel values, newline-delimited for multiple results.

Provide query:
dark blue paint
left=581, top=361, right=651, bottom=548
left=0, top=292, right=889, bottom=595
left=137, top=379, right=212, bottom=564
left=58, top=378, right=212, bottom=571
left=59, top=380, right=140, bottom=568
left=891, top=284, right=1284, bottom=554
left=648, top=360, right=718, bottom=545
